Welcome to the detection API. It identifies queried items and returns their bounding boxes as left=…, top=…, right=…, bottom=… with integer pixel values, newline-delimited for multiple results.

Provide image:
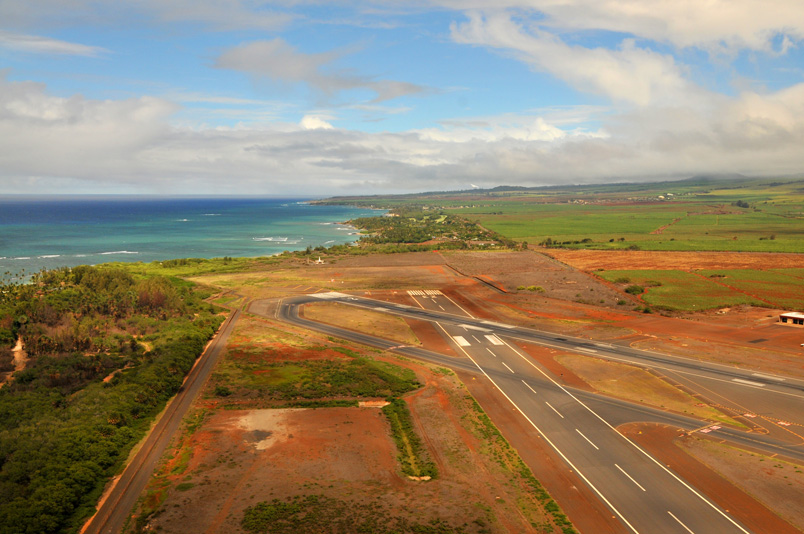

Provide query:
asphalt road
left=82, top=308, right=241, bottom=534
left=268, top=291, right=804, bottom=534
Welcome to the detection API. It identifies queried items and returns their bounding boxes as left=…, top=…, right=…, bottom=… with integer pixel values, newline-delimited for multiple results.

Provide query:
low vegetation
left=382, top=398, right=438, bottom=479
left=349, top=209, right=521, bottom=250
left=242, top=494, right=471, bottom=534
left=598, top=269, right=768, bottom=311
left=0, top=265, right=223, bottom=533
left=211, top=352, right=421, bottom=403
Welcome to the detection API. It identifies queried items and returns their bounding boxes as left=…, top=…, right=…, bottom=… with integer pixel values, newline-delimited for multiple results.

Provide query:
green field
left=322, top=176, right=804, bottom=253
left=596, top=270, right=768, bottom=311
left=697, top=269, right=804, bottom=310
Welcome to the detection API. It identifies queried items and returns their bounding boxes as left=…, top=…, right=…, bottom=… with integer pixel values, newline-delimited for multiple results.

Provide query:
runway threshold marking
left=732, top=378, right=765, bottom=387
left=522, top=380, right=538, bottom=395
left=440, top=325, right=641, bottom=534
left=485, top=334, right=504, bottom=345
left=576, top=428, right=599, bottom=450
left=453, top=336, right=470, bottom=347
left=667, top=511, right=695, bottom=534
left=502, top=362, right=515, bottom=374
left=615, top=464, right=646, bottom=492
left=545, top=402, right=564, bottom=418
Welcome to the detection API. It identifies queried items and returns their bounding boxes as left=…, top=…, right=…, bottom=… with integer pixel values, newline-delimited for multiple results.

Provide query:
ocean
left=0, top=196, right=379, bottom=280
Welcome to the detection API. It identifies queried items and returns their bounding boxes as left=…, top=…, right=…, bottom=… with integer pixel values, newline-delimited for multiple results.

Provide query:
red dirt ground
left=619, top=423, right=801, bottom=534
left=544, top=249, right=804, bottom=271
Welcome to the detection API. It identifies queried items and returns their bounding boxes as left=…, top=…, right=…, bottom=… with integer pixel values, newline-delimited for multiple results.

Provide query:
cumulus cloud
left=451, top=11, right=701, bottom=107
left=3, top=75, right=804, bottom=195
left=426, top=0, right=804, bottom=53
left=215, top=38, right=426, bottom=103
left=300, top=115, right=335, bottom=130
left=0, top=30, right=108, bottom=56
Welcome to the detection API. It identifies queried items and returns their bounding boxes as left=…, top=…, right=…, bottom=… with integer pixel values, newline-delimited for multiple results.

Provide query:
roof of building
left=780, top=311, right=804, bottom=318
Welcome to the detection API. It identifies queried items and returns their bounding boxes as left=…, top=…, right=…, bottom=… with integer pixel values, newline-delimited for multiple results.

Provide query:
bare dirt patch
left=620, top=423, right=802, bottom=534
left=676, top=434, right=804, bottom=531
left=134, top=374, right=566, bottom=533
left=443, top=250, right=626, bottom=308
left=303, top=301, right=420, bottom=346
left=554, top=354, right=740, bottom=425
left=1, top=336, right=27, bottom=388
left=544, top=249, right=804, bottom=271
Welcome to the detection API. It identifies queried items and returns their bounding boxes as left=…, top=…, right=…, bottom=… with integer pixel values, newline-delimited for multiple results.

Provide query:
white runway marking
left=485, top=334, right=504, bottom=345
left=615, top=464, right=646, bottom=492
left=732, top=378, right=765, bottom=387
left=751, top=372, right=784, bottom=381
left=667, top=511, right=695, bottom=533
left=486, top=348, right=497, bottom=357
left=502, top=362, right=515, bottom=374
left=576, top=428, right=599, bottom=450
left=545, top=402, right=564, bottom=418
left=453, top=336, right=470, bottom=347
left=522, top=380, right=538, bottom=395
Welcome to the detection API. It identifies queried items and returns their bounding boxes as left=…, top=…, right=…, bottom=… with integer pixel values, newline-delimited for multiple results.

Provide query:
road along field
left=126, top=311, right=574, bottom=534
left=124, top=249, right=804, bottom=534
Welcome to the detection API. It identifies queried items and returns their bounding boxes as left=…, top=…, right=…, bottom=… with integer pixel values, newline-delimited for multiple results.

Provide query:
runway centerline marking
left=522, top=380, right=538, bottom=395
left=495, top=336, right=750, bottom=534
left=437, top=324, right=640, bottom=533
left=576, top=428, right=599, bottom=450
left=545, top=402, right=564, bottom=418
left=615, top=464, right=646, bottom=492
left=502, top=362, right=515, bottom=374
left=667, top=511, right=695, bottom=533
left=486, top=348, right=497, bottom=358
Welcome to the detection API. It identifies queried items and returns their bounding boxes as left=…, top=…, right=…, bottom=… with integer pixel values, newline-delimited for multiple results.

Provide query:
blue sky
left=1, top=1, right=803, bottom=195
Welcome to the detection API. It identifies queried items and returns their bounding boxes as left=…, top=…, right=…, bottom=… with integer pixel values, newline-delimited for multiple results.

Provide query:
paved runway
left=268, top=291, right=804, bottom=534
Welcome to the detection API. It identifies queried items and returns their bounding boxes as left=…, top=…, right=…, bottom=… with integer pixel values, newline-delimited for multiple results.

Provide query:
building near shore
left=779, top=312, right=804, bottom=326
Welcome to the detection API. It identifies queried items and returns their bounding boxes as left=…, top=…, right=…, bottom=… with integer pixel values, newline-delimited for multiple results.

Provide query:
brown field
left=544, top=249, right=804, bottom=271
left=554, top=354, right=741, bottom=426
left=303, top=301, right=420, bottom=346
left=132, top=361, right=565, bottom=533
left=621, top=423, right=804, bottom=534
left=148, top=249, right=804, bottom=533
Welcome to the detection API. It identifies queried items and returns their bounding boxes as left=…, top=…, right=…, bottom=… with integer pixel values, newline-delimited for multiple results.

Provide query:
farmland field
left=596, top=269, right=767, bottom=311
left=697, top=269, right=804, bottom=310
left=325, top=176, right=804, bottom=253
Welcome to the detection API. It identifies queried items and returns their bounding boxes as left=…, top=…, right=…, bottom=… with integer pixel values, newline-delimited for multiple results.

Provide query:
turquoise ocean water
left=0, top=197, right=378, bottom=280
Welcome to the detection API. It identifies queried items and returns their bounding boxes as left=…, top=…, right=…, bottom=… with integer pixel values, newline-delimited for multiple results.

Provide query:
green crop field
left=697, top=269, right=804, bottom=310
left=597, top=269, right=768, bottom=311
left=323, top=176, right=804, bottom=253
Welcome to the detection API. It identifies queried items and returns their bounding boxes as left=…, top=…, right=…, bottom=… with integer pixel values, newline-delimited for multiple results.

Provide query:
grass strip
left=382, top=398, right=438, bottom=479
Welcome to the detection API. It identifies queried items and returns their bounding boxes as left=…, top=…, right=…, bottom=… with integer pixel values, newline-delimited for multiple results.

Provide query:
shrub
left=625, top=285, right=644, bottom=295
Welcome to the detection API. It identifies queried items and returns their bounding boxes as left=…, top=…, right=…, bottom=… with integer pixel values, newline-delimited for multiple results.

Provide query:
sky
left=1, top=1, right=803, bottom=196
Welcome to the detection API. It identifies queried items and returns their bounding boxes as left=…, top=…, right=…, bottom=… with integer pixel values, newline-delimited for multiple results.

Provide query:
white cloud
left=451, top=11, right=700, bottom=107
left=0, top=30, right=108, bottom=56
left=300, top=115, right=335, bottom=130
left=429, top=0, right=804, bottom=53
left=3, top=75, right=804, bottom=196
